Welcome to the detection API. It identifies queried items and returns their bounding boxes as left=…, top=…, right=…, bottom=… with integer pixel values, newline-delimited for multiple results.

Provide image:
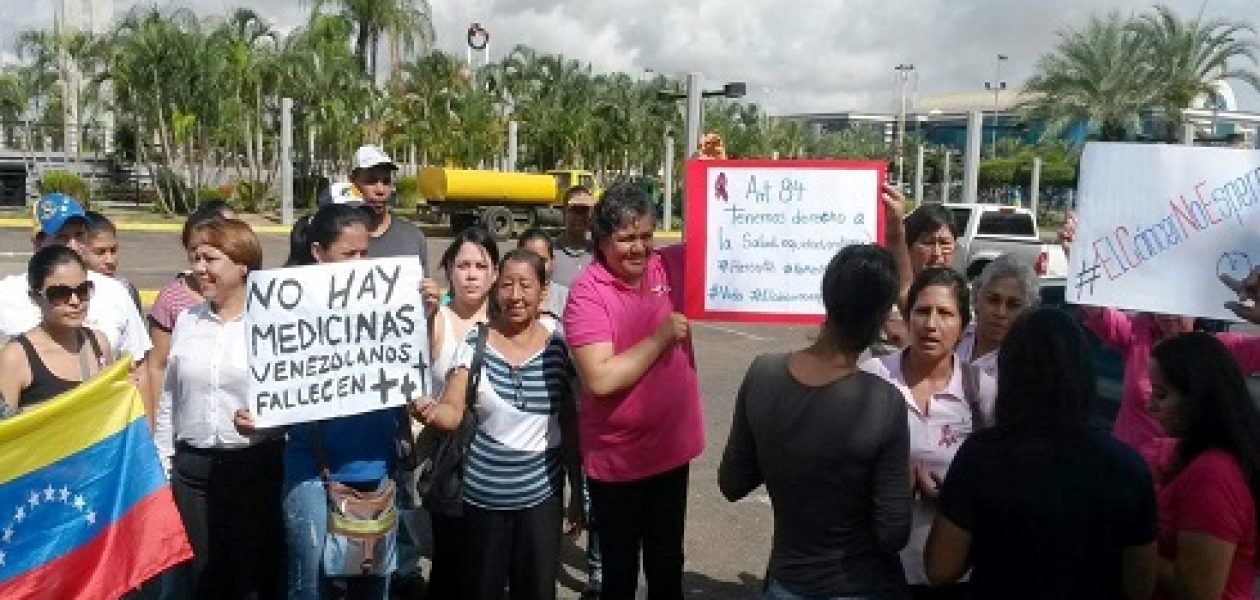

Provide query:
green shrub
left=395, top=175, right=420, bottom=210
left=232, top=180, right=270, bottom=213
left=38, top=171, right=91, bottom=207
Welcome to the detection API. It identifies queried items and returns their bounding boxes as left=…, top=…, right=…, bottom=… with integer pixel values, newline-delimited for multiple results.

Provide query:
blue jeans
left=283, top=479, right=394, bottom=600
left=765, top=579, right=876, bottom=600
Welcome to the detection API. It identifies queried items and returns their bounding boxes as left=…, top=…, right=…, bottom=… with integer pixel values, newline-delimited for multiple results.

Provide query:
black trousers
left=588, top=464, right=689, bottom=600
left=909, top=583, right=971, bottom=600
left=460, top=494, right=563, bottom=600
left=170, top=440, right=285, bottom=600
left=427, top=512, right=463, bottom=599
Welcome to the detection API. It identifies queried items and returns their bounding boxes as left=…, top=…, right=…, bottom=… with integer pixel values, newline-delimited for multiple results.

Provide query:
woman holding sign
left=861, top=267, right=996, bottom=599
left=233, top=204, right=407, bottom=599
left=413, top=248, right=581, bottom=600
left=163, top=218, right=285, bottom=599
left=562, top=183, right=699, bottom=600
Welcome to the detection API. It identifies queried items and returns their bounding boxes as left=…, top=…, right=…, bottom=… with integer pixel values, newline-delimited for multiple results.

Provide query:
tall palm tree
left=1128, top=4, right=1260, bottom=139
left=314, top=0, right=434, bottom=82
left=1021, top=12, right=1158, bottom=141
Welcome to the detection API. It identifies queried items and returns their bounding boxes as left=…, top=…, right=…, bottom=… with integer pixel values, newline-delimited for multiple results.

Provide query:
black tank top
left=15, top=329, right=104, bottom=408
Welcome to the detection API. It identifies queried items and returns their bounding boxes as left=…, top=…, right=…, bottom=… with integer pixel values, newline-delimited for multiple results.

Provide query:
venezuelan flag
left=0, top=356, right=192, bottom=599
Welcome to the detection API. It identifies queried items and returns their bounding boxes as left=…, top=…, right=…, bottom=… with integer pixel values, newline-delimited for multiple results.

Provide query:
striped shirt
left=458, top=328, right=575, bottom=511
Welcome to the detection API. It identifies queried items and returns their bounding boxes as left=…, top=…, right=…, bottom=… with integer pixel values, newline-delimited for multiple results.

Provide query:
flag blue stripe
left=0, top=417, right=166, bottom=582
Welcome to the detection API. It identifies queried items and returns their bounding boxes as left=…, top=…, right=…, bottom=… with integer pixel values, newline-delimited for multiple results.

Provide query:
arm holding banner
left=881, top=184, right=913, bottom=309
left=412, top=367, right=469, bottom=431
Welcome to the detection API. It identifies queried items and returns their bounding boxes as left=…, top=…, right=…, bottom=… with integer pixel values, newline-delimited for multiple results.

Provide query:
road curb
left=0, top=218, right=685, bottom=240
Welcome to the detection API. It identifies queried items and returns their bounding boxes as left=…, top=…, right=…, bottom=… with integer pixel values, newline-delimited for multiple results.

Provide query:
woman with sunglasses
left=413, top=248, right=581, bottom=600
left=1, top=245, right=109, bottom=412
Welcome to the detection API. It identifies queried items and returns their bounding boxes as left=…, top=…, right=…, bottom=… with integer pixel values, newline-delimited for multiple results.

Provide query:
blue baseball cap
left=33, top=193, right=88, bottom=235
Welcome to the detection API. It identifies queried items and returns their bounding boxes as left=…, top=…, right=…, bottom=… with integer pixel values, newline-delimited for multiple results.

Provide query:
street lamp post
left=894, top=64, right=915, bottom=185
left=658, top=76, right=745, bottom=230
left=984, top=54, right=1008, bottom=159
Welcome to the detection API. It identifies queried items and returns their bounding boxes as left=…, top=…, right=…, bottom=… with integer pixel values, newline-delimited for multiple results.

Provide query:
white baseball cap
left=352, top=145, right=397, bottom=171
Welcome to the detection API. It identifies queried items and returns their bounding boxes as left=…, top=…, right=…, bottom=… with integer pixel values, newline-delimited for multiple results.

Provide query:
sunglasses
left=37, top=281, right=94, bottom=305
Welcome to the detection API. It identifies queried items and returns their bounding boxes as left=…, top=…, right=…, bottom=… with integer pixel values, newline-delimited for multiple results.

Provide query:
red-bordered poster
left=683, top=159, right=887, bottom=324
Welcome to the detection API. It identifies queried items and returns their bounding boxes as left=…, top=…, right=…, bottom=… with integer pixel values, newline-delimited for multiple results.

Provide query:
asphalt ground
left=0, top=225, right=808, bottom=599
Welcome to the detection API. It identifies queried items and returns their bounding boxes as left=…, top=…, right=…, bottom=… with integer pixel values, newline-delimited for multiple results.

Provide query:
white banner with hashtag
left=1069, top=142, right=1260, bottom=319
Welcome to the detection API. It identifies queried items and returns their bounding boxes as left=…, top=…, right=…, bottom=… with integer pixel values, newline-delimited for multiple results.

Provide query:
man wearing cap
left=0, top=194, right=153, bottom=377
left=350, top=145, right=430, bottom=272
left=552, top=185, right=597, bottom=290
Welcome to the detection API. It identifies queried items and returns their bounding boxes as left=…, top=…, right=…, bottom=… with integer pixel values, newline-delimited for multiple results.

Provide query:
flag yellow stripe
left=0, top=357, right=143, bottom=485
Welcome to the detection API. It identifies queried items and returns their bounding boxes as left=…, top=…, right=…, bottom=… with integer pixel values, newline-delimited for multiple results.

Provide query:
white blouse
left=860, top=350, right=996, bottom=586
left=159, top=302, right=271, bottom=451
left=956, top=324, right=999, bottom=378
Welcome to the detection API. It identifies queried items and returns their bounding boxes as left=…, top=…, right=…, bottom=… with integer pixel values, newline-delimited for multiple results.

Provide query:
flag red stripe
left=0, top=487, right=192, bottom=600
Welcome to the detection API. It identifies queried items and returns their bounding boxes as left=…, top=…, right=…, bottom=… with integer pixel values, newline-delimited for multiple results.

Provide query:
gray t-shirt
left=368, top=215, right=429, bottom=275
left=551, top=240, right=592, bottom=289
left=719, top=353, right=912, bottom=598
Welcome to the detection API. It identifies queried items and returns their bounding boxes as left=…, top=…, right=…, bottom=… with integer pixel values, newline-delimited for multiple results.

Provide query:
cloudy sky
left=3, top=0, right=1259, bottom=114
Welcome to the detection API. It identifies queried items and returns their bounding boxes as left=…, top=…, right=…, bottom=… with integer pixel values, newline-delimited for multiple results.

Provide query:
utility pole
left=684, top=73, right=703, bottom=159
left=894, top=64, right=915, bottom=185
left=280, top=98, right=293, bottom=226
left=984, top=54, right=1008, bottom=159
left=663, top=134, right=675, bottom=231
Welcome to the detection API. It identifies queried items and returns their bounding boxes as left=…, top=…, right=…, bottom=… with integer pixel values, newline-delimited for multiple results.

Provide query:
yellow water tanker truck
left=418, top=167, right=600, bottom=239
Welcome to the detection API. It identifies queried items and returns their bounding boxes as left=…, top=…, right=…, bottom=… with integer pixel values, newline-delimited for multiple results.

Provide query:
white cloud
left=3, top=0, right=1258, bottom=112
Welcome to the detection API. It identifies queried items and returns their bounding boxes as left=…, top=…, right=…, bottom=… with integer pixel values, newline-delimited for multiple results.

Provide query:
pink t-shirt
left=1153, top=449, right=1257, bottom=600
left=148, top=275, right=202, bottom=332
left=1084, top=308, right=1260, bottom=451
left=562, top=244, right=704, bottom=483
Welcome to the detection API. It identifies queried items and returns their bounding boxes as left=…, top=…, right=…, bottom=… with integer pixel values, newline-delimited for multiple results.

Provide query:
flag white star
left=13, top=507, right=24, bottom=523
left=84, top=510, right=96, bottom=525
left=1, top=527, right=11, bottom=543
left=43, top=485, right=54, bottom=501
left=72, top=495, right=85, bottom=511
left=58, top=487, right=70, bottom=503
left=0, top=550, right=6, bottom=566
left=27, top=492, right=38, bottom=508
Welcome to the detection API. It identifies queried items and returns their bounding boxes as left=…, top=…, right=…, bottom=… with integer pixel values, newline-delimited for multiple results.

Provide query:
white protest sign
left=683, top=159, right=885, bottom=323
left=246, top=256, right=428, bottom=427
left=1068, top=142, right=1260, bottom=319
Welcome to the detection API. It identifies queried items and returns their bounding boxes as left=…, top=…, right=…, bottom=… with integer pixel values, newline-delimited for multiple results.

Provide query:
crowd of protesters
left=0, top=144, right=1257, bottom=600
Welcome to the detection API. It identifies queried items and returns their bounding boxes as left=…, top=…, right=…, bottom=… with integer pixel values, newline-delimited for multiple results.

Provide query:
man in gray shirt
left=348, top=145, right=430, bottom=273
left=551, top=185, right=595, bottom=289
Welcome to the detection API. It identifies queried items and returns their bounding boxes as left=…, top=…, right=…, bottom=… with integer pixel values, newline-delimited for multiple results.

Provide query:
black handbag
left=416, top=323, right=488, bottom=518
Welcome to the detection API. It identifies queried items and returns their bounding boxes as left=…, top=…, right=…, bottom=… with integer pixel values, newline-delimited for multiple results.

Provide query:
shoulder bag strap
left=466, top=323, right=489, bottom=409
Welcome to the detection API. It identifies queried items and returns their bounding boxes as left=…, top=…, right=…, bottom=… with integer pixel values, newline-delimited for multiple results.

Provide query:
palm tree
left=314, top=0, right=434, bottom=82
left=1129, top=4, right=1260, bottom=139
left=1021, top=12, right=1158, bottom=141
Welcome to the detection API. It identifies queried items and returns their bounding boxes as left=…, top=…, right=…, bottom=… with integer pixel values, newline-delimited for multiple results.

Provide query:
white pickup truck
left=943, top=203, right=1068, bottom=283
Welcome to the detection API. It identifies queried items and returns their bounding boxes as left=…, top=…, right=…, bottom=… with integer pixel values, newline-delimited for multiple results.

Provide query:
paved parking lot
left=0, top=225, right=807, bottom=598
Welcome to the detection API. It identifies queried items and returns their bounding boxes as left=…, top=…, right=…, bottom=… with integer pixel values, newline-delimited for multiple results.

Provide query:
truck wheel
left=481, top=207, right=514, bottom=240
left=450, top=214, right=477, bottom=235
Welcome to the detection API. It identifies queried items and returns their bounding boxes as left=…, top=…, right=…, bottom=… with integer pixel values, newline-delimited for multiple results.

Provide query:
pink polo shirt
left=562, top=244, right=704, bottom=483
left=1084, top=307, right=1260, bottom=451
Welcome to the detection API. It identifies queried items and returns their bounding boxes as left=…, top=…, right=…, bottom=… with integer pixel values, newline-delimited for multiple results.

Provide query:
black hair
left=441, top=225, right=500, bottom=273
left=500, top=248, right=547, bottom=286
left=83, top=210, right=117, bottom=236
left=994, top=307, right=1096, bottom=437
left=182, top=200, right=234, bottom=249
left=904, top=203, right=958, bottom=249
left=285, top=204, right=371, bottom=267
left=516, top=227, right=554, bottom=258
left=28, top=244, right=87, bottom=291
left=590, top=183, right=654, bottom=261
left=906, top=267, right=972, bottom=330
left=820, top=244, right=899, bottom=354
left=1152, top=332, right=1260, bottom=546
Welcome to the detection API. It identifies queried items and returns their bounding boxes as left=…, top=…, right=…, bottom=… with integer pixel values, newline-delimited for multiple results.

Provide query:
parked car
left=945, top=203, right=1067, bottom=285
